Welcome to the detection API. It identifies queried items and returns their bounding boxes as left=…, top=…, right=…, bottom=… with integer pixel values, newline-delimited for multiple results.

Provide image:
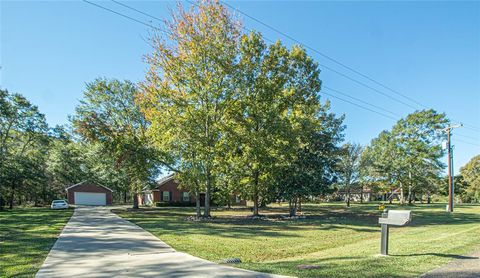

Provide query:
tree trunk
left=298, top=197, right=302, bottom=213
left=289, top=197, right=297, bottom=217
left=346, top=184, right=351, bottom=207
left=408, top=170, right=413, bottom=205
left=195, top=191, right=201, bottom=218
left=360, top=187, right=363, bottom=203
left=400, top=182, right=405, bottom=204
left=253, top=193, right=259, bottom=216
left=124, top=190, right=127, bottom=203
left=427, top=192, right=431, bottom=204
left=408, top=185, right=412, bottom=205
left=204, top=170, right=211, bottom=217
left=252, top=170, right=260, bottom=216
left=9, top=183, right=15, bottom=209
left=132, top=192, right=139, bottom=209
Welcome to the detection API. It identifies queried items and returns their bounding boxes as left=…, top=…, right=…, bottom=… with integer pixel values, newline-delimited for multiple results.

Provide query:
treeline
left=1, top=1, right=478, bottom=213
left=0, top=89, right=156, bottom=209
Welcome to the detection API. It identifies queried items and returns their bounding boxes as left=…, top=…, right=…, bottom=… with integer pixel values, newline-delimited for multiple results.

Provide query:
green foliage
left=73, top=78, right=159, bottom=208
left=336, top=143, right=363, bottom=206
left=0, top=89, right=50, bottom=208
left=460, top=155, right=480, bottom=202
left=139, top=0, right=241, bottom=217
left=139, top=3, right=345, bottom=216
left=363, top=110, right=449, bottom=203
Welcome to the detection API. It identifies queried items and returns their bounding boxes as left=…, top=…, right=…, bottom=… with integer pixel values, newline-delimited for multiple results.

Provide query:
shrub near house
left=141, top=174, right=246, bottom=207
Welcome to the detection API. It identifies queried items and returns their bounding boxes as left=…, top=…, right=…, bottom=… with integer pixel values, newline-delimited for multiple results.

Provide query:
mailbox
left=378, top=210, right=411, bottom=226
left=378, top=209, right=412, bottom=255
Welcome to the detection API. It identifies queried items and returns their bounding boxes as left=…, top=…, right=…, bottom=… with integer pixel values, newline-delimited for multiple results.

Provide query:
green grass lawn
left=116, top=203, right=480, bottom=278
left=0, top=207, right=73, bottom=278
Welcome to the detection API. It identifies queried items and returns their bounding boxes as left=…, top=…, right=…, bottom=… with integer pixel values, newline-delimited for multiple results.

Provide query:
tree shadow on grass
left=391, top=253, right=478, bottom=259
left=114, top=204, right=480, bottom=240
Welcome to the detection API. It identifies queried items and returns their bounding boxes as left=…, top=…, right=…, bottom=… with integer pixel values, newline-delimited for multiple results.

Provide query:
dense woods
left=1, top=1, right=478, bottom=212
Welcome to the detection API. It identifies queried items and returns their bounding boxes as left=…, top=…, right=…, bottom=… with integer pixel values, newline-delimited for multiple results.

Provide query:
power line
left=221, top=1, right=424, bottom=107
left=324, top=90, right=480, bottom=147
left=323, top=86, right=402, bottom=118
left=83, top=0, right=164, bottom=32
left=321, top=91, right=398, bottom=121
left=455, top=132, right=480, bottom=141
left=111, top=0, right=164, bottom=23
left=111, top=0, right=480, bottom=133
left=90, top=0, right=480, bottom=144
left=455, top=138, right=480, bottom=147
left=220, top=1, right=480, bottom=131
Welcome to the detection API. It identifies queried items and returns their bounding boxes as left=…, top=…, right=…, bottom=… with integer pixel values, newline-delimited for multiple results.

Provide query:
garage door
left=74, top=192, right=106, bottom=206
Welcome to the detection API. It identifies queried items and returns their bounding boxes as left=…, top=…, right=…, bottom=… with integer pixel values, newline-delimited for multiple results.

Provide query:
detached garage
left=66, top=182, right=113, bottom=206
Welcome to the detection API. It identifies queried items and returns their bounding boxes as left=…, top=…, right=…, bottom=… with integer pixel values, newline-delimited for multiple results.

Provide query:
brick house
left=141, top=174, right=246, bottom=206
left=66, top=181, right=113, bottom=206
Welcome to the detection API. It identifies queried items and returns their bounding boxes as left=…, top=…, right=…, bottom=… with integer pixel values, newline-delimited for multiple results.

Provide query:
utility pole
left=441, top=124, right=462, bottom=213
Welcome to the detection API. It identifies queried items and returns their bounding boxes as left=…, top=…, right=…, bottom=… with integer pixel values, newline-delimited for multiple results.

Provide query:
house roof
left=156, top=174, right=175, bottom=187
left=65, top=181, right=114, bottom=192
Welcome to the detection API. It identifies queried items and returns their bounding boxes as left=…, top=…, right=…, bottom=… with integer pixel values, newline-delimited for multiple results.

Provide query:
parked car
left=51, top=200, right=69, bottom=209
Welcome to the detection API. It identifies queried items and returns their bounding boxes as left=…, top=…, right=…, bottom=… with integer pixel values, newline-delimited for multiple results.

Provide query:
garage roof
left=65, top=181, right=114, bottom=192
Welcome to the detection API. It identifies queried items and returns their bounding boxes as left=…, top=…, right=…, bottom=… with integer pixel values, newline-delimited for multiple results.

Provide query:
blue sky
left=1, top=0, right=479, bottom=172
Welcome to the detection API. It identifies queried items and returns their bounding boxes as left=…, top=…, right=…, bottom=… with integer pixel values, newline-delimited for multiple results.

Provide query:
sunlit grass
left=116, top=202, right=480, bottom=278
left=0, top=207, right=73, bottom=277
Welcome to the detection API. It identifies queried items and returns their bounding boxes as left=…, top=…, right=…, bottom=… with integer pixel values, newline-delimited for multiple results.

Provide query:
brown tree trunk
left=253, top=193, right=259, bottom=216
left=132, top=192, right=139, bottom=209
left=346, top=185, right=351, bottom=207
left=195, top=190, right=201, bottom=218
left=0, top=194, right=4, bottom=210
left=9, top=183, right=14, bottom=209
left=289, top=197, right=297, bottom=217
left=252, top=170, right=260, bottom=216
left=204, top=169, right=211, bottom=217
left=408, top=185, right=412, bottom=205
left=400, top=182, right=405, bottom=204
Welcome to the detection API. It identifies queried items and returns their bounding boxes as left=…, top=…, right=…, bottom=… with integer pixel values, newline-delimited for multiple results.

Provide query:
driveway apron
left=36, top=207, right=286, bottom=278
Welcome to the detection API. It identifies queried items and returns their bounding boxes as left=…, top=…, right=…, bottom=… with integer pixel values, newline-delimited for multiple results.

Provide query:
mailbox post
left=380, top=210, right=389, bottom=255
left=378, top=209, right=412, bottom=255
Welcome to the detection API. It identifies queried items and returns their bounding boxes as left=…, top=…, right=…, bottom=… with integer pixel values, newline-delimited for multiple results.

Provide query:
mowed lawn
left=116, top=203, right=480, bottom=278
left=0, top=207, right=73, bottom=278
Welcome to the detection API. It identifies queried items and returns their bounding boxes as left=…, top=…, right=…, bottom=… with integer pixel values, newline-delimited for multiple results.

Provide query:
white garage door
left=74, top=192, right=106, bottom=206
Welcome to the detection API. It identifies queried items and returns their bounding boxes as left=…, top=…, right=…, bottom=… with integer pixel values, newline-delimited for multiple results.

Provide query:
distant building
left=336, top=188, right=372, bottom=202
left=141, top=174, right=246, bottom=206
left=66, top=181, right=113, bottom=206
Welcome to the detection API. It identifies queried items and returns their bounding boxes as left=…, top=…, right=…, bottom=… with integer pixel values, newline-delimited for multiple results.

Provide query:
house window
left=182, top=192, right=190, bottom=202
left=162, top=191, right=170, bottom=202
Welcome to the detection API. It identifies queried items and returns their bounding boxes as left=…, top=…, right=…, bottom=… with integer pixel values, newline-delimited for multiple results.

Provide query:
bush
left=155, top=201, right=195, bottom=207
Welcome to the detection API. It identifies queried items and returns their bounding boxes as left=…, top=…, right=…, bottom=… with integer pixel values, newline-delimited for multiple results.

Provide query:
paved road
left=421, top=249, right=480, bottom=278
left=36, top=207, right=287, bottom=278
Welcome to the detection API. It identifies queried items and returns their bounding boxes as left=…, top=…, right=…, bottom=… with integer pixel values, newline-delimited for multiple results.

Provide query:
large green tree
left=363, top=110, right=448, bottom=204
left=460, top=155, right=480, bottom=202
left=73, top=78, right=158, bottom=209
left=337, top=143, right=363, bottom=207
left=139, top=0, right=241, bottom=217
left=0, top=89, right=50, bottom=208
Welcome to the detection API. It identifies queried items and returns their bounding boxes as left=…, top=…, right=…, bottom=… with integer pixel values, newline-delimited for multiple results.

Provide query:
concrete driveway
left=36, top=206, right=287, bottom=278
